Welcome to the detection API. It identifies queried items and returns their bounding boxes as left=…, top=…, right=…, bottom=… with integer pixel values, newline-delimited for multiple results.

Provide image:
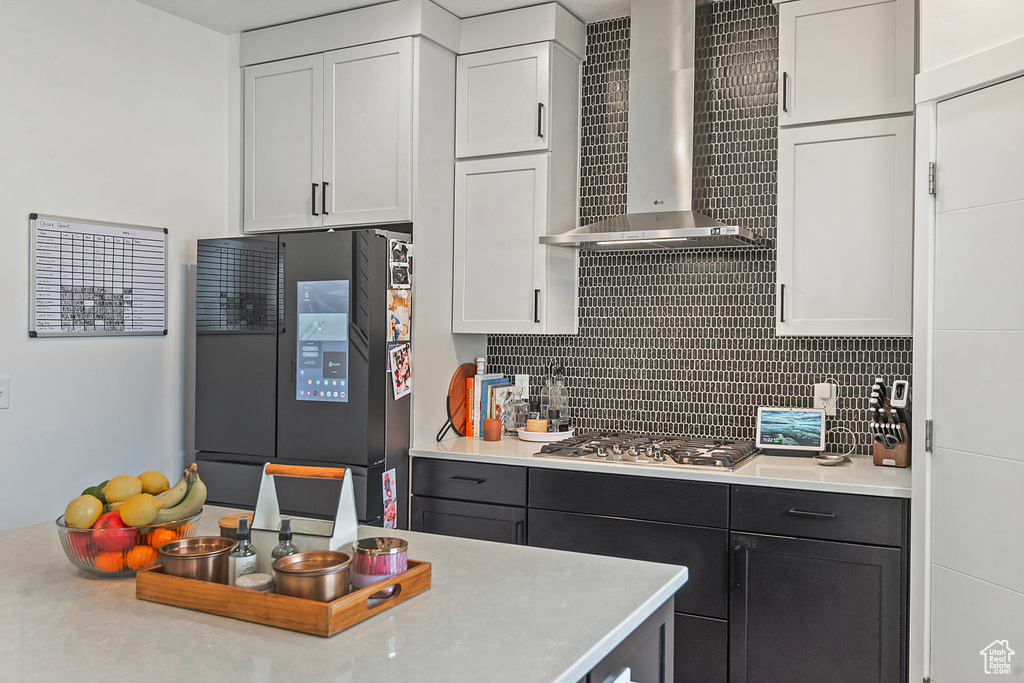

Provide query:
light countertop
left=0, top=505, right=686, bottom=683
left=411, top=436, right=912, bottom=498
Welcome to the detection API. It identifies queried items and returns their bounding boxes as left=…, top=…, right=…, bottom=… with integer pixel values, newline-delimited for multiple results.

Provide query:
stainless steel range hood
left=541, top=0, right=759, bottom=251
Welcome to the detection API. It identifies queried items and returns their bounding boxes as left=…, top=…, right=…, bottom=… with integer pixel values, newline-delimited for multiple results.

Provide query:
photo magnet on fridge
left=389, top=239, right=410, bottom=264
left=387, top=290, right=410, bottom=342
left=389, top=264, right=410, bottom=289
left=388, top=343, right=411, bottom=399
left=382, top=468, right=397, bottom=529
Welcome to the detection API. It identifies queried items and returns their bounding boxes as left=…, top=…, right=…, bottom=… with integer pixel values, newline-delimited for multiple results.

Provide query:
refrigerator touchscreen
left=297, top=280, right=350, bottom=402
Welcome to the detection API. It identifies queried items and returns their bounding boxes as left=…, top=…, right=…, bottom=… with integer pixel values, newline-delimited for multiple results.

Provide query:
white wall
left=0, top=0, right=232, bottom=530
left=920, top=0, right=1024, bottom=72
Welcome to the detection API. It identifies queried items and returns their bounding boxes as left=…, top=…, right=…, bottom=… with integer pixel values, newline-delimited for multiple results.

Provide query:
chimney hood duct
left=541, top=0, right=759, bottom=251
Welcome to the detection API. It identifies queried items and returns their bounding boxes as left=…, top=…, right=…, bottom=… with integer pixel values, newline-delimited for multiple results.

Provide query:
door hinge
left=925, top=419, right=934, bottom=452
left=928, top=162, right=937, bottom=195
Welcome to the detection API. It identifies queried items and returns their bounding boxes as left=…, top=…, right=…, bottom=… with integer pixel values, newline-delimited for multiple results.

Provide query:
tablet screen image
left=756, top=408, right=826, bottom=452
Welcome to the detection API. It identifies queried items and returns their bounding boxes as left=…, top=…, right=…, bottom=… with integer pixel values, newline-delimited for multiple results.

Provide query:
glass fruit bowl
left=56, top=510, right=203, bottom=578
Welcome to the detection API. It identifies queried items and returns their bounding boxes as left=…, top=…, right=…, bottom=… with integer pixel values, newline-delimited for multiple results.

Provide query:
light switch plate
left=0, top=376, right=9, bottom=409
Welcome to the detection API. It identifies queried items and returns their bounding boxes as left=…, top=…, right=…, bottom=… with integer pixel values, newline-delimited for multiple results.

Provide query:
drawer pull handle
left=449, top=476, right=485, bottom=485
left=787, top=508, right=836, bottom=519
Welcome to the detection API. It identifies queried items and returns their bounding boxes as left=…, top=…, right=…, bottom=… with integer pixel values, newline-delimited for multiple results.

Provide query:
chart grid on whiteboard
left=29, top=214, right=167, bottom=337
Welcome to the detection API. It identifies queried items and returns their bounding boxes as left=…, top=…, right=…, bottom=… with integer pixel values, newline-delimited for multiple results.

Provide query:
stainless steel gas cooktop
left=532, top=431, right=760, bottom=471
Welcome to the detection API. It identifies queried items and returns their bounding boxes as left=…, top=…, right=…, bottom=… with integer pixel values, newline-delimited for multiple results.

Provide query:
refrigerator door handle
left=291, top=359, right=296, bottom=383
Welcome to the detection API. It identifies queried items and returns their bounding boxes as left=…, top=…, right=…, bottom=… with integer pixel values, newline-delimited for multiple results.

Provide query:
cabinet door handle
left=787, top=508, right=837, bottom=519
left=537, top=102, right=545, bottom=138
left=782, top=71, right=788, bottom=113
left=322, top=181, right=329, bottom=216
left=534, top=289, right=541, bottom=323
left=515, top=520, right=525, bottom=545
left=449, top=476, right=484, bottom=485
left=731, top=544, right=743, bottom=588
left=779, top=283, right=785, bottom=323
left=312, top=183, right=319, bottom=216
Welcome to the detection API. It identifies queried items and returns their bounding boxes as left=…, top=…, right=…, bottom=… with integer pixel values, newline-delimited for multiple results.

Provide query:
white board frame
left=29, top=213, right=168, bottom=337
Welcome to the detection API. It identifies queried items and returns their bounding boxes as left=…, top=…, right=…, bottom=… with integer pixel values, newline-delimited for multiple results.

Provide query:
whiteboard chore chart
left=29, top=214, right=168, bottom=337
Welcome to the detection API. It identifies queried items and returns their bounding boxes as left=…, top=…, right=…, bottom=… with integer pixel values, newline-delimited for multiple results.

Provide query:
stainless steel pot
left=158, top=536, right=233, bottom=584
left=273, top=550, right=352, bottom=602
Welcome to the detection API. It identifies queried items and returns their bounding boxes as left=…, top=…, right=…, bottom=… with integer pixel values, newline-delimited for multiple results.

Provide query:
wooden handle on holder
left=264, top=464, right=348, bottom=480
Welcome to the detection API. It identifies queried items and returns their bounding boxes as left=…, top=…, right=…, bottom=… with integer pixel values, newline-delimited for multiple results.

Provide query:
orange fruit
left=95, top=550, right=125, bottom=574
left=147, top=528, right=176, bottom=549
left=126, top=545, right=158, bottom=571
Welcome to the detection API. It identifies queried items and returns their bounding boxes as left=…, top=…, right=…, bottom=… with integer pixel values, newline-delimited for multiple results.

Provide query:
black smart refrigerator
left=193, top=227, right=411, bottom=528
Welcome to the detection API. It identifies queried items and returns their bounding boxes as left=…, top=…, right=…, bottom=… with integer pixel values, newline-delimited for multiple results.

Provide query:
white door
left=453, top=154, right=548, bottom=334
left=323, top=38, right=413, bottom=226
left=243, top=55, right=324, bottom=232
left=927, top=75, right=1024, bottom=683
left=778, top=0, right=914, bottom=126
left=777, top=116, right=914, bottom=336
left=456, top=43, right=551, bottom=159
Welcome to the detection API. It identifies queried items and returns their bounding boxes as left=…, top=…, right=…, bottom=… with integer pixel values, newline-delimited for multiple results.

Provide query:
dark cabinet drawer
left=410, top=496, right=526, bottom=545
left=412, top=458, right=527, bottom=506
left=528, top=508, right=729, bottom=619
left=730, top=485, right=906, bottom=547
left=530, top=468, right=729, bottom=528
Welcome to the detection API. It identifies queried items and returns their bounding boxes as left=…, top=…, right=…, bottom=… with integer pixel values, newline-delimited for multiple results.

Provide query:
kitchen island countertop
left=1, top=505, right=686, bottom=683
left=412, top=436, right=912, bottom=498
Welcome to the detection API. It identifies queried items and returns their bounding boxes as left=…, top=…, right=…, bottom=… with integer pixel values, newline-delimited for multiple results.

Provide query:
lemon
left=138, top=471, right=169, bottom=495
left=102, top=475, right=142, bottom=503
left=65, top=494, right=103, bottom=528
left=118, top=493, right=164, bottom=527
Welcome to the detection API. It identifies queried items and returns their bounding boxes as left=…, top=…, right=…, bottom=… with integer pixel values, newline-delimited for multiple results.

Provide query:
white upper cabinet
left=453, top=154, right=578, bottom=335
left=323, top=40, right=412, bottom=226
left=456, top=43, right=551, bottom=158
left=778, top=0, right=915, bottom=126
left=243, top=38, right=413, bottom=232
left=776, top=116, right=914, bottom=336
left=454, top=155, right=548, bottom=334
left=243, top=55, right=324, bottom=233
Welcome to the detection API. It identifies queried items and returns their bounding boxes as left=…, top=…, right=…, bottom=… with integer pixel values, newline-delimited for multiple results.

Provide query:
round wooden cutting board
left=445, top=362, right=477, bottom=437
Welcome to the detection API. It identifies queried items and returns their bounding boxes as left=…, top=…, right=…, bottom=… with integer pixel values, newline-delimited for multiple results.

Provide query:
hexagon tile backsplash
left=487, top=1, right=913, bottom=454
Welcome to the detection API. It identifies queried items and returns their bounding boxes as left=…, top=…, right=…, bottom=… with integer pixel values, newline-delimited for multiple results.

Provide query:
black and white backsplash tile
left=487, top=0, right=913, bottom=454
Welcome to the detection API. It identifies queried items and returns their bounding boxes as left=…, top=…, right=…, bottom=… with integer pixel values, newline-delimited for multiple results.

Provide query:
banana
left=155, top=464, right=194, bottom=509
left=153, top=466, right=207, bottom=524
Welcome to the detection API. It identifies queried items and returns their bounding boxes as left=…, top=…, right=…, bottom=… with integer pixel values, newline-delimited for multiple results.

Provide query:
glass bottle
left=228, top=516, right=258, bottom=586
left=271, top=517, right=299, bottom=560
left=504, top=387, right=528, bottom=436
left=539, top=360, right=553, bottom=415
left=550, top=364, right=569, bottom=429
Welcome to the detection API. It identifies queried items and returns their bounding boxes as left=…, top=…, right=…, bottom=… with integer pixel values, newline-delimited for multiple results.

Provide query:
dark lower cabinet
left=729, top=532, right=903, bottom=683
left=675, top=614, right=728, bottom=683
left=410, top=495, right=526, bottom=545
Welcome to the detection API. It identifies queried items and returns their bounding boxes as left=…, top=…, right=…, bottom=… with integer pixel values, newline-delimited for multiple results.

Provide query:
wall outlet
left=813, top=381, right=836, bottom=416
left=0, top=376, right=9, bottom=409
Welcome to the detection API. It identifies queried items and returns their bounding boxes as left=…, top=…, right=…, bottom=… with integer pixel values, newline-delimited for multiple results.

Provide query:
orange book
left=465, top=377, right=474, bottom=436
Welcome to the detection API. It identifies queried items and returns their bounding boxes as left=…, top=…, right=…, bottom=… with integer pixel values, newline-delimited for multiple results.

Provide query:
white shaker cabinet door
left=456, top=43, right=551, bottom=158
left=776, top=116, right=914, bottom=336
left=243, top=55, right=324, bottom=232
left=778, top=0, right=914, bottom=126
left=453, top=155, right=548, bottom=334
left=323, top=38, right=413, bottom=226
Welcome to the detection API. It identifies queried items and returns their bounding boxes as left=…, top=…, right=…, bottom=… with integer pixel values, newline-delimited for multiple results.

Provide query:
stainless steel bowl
left=273, top=550, right=352, bottom=602
left=813, top=454, right=846, bottom=466
left=158, top=536, right=233, bottom=584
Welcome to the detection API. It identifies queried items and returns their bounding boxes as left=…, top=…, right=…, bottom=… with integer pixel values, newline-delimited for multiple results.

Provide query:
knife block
left=873, top=424, right=910, bottom=468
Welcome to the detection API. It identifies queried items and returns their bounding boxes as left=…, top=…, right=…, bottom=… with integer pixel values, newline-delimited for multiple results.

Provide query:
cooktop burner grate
left=533, top=431, right=760, bottom=471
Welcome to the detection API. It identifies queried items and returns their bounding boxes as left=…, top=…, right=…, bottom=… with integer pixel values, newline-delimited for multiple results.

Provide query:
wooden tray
left=136, top=559, right=431, bottom=637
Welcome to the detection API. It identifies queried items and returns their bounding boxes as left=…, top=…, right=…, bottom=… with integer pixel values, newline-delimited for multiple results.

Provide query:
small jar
left=352, top=537, right=408, bottom=592
left=235, top=572, right=275, bottom=593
